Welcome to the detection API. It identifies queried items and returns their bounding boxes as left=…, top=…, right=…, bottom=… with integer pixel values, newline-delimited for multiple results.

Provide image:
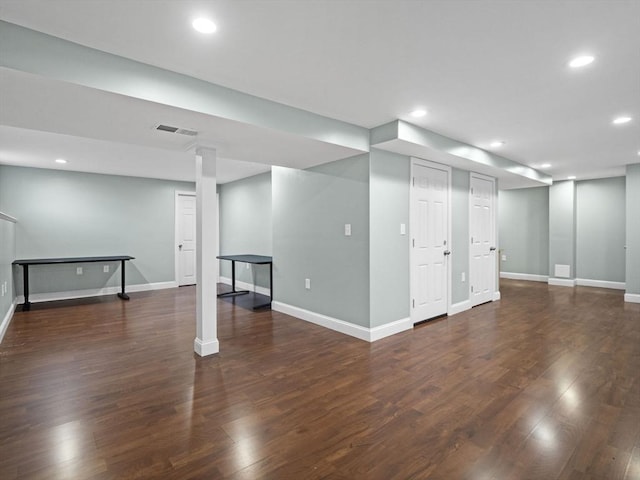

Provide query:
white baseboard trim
left=272, top=301, right=370, bottom=341
left=624, top=293, right=640, bottom=304
left=219, top=276, right=271, bottom=297
left=493, top=291, right=501, bottom=301
left=16, top=280, right=178, bottom=305
left=548, top=278, right=577, bottom=287
left=370, top=317, right=413, bottom=342
left=272, top=301, right=411, bottom=342
left=500, top=272, right=549, bottom=282
left=194, top=337, right=219, bottom=356
left=0, top=299, right=18, bottom=343
left=576, top=278, right=626, bottom=290
left=449, top=300, right=471, bottom=316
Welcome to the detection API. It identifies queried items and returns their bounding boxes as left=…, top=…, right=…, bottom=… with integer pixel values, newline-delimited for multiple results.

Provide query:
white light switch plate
left=103, top=265, right=109, bottom=273
left=345, top=224, right=351, bottom=236
left=305, top=278, right=311, bottom=289
left=76, top=267, right=83, bottom=275
left=400, top=223, right=406, bottom=235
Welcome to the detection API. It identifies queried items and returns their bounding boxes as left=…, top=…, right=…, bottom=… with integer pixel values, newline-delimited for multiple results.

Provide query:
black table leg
left=231, top=260, right=236, bottom=291
left=22, top=264, right=31, bottom=311
left=252, top=262, right=273, bottom=310
left=117, top=259, right=130, bottom=300
left=218, top=259, right=249, bottom=298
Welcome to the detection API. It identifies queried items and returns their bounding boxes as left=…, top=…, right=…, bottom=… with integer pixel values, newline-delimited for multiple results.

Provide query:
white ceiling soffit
left=372, top=121, right=553, bottom=189
left=0, top=20, right=370, bottom=154
left=0, top=68, right=361, bottom=179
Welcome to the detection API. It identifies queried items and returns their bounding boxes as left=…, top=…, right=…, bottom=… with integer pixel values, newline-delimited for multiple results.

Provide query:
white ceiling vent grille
left=155, top=124, right=198, bottom=136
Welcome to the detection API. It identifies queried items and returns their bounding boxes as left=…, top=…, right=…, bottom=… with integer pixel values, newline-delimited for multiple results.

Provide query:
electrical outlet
left=305, top=278, right=311, bottom=290
left=103, top=265, right=109, bottom=273
left=76, top=267, right=83, bottom=275
left=501, top=254, right=507, bottom=261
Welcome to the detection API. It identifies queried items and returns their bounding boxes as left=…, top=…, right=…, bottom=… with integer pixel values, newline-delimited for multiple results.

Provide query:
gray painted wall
left=498, top=186, right=550, bottom=276
left=272, top=155, right=370, bottom=327
left=626, top=164, right=640, bottom=295
left=0, top=215, right=16, bottom=329
left=576, top=177, right=626, bottom=282
left=451, top=169, right=471, bottom=304
left=369, top=149, right=409, bottom=327
left=0, top=165, right=194, bottom=295
left=219, top=172, right=272, bottom=289
left=549, top=180, right=576, bottom=279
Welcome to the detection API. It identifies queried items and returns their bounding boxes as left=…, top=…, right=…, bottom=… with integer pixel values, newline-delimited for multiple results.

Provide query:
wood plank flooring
left=1, top=280, right=639, bottom=479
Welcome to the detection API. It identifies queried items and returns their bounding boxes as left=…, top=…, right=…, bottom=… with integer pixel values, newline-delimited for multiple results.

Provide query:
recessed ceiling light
left=490, top=141, right=505, bottom=148
left=410, top=109, right=427, bottom=118
left=567, top=175, right=576, bottom=180
left=192, top=18, right=217, bottom=34
left=569, top=55, right=595, bottom=68
left=55, top=158, right=67, bottom=164
left=540, top=163, right=551, bottom=169
left=612, top=116, right=632, bottom=125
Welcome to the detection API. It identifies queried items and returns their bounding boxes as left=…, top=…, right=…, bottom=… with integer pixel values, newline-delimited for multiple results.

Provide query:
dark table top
left=217, top=254, right=272, bottom=264
left=13, top=255, right=135, bottom=265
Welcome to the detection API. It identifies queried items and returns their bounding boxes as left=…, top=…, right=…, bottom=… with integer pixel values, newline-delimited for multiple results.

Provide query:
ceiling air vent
left=155, top=124, right=198, bottom=136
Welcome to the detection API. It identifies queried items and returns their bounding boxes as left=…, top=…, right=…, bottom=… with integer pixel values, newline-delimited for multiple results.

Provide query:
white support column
left=194, top=147, right=219, bottom=356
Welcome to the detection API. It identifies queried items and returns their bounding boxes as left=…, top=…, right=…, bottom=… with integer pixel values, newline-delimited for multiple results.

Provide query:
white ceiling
left=0, top=0, right=639, bottom=186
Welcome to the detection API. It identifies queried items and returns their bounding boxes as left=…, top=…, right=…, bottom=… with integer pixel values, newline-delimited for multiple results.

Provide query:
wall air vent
left=155, top=124, right=198, bottom=136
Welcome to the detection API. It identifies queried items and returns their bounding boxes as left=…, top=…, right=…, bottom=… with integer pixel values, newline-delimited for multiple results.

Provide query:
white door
left=177, top=193, right=197, bottom=286
left=410, top=159, right=450, bottom=323
left=469, top=174, right=496, bottom=306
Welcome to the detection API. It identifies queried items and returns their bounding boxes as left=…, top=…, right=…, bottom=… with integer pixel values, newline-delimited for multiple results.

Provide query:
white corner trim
left=272, top=301, right=371, bottom=341
left=0, top=211, right=17, bottom=223
left=500, top=272, right=549, bottom=282
left=0, top=298, right=18, bottom=343
left=16, top=281, right=178, bottom=305
left=624, top=293, right=640, bottom=304
left=575, top=278, right=626, bottom=290
left=219, top=276, right=271, bottom=297
left=493, top=291, right=501, bottom=301
left=449, top=299, right=471, bottom=316
left=370, top=317, right=412, bottom=342
left=194, top=337, right=219, bottom=356
left=548, top=278, right=577, bottom=287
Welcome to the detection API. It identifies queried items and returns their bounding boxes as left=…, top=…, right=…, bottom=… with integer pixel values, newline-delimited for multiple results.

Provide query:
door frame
left=175, top=190, right=196, bottom=286
left=409, top=157, right=453, bottom=323
left=468, top=172, right=498, bottom=305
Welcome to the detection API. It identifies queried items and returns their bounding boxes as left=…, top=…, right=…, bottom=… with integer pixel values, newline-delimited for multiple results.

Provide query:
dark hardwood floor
left=1, top=280, right=639, bottom=479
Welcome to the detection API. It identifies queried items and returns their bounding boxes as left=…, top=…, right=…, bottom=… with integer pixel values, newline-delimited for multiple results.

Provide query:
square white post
left=194, top=147, right=219, bottom=356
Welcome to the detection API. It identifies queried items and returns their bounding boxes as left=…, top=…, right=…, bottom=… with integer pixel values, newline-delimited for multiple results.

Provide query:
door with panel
left=469, top=174, right=496, bottom=306
left=177, top=193, right=197, bottom=286
left=410, top=159, right=450, bottom=323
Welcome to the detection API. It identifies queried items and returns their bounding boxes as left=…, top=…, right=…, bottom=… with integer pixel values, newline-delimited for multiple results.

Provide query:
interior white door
left=177, top=193, right=197, bottom=286
left=410, top=160, right=450, bottom=323
left=469, top=174, right=496, bottom=306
